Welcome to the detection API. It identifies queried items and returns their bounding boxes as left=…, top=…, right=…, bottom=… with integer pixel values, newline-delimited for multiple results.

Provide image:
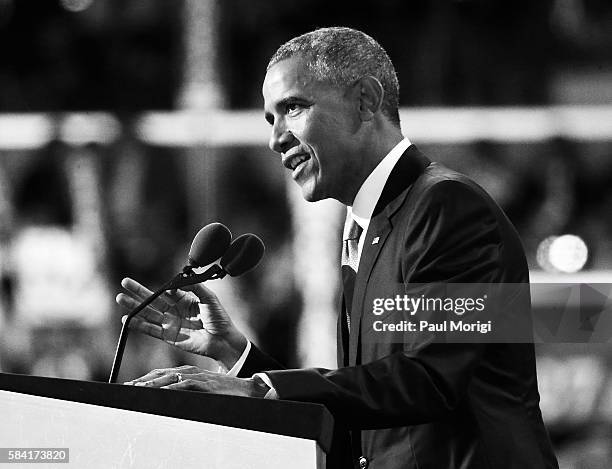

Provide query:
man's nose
left=268, top=121, right=294, bottom=153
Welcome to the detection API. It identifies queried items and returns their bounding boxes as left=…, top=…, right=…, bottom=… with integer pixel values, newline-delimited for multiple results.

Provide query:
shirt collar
left=346, top=137, right=411, bottom=235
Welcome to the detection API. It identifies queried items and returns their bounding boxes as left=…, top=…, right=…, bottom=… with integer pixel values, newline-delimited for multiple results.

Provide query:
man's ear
left=357, top=76, right=384, bottom=121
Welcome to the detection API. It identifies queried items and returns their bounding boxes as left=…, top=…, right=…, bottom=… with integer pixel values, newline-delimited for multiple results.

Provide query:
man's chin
left=296, top=180, right=334, bottom=203
left=301, top=192, right=316, bottom=202
left=299, top=184, right=346, bottom=204
left=300, top=187, right=326, bottom=203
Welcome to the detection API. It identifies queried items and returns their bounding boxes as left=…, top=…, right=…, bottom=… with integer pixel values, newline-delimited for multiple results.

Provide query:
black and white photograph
left=1, top=1, right=612, bottom=468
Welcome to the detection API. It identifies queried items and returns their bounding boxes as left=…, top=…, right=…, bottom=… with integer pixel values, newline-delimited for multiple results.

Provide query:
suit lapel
left=348, top=216, right=391, bottom=364
left=348, top=145, right=430, bottom=365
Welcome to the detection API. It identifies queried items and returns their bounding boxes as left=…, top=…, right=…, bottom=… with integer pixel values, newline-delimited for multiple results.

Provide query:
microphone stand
left=108, top=264, right=227, bottom=383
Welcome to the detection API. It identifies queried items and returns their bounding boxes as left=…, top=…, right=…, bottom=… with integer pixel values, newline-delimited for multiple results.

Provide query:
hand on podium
left=123, top=365, right=270, bottom=398
left=116, top=277, right=248, bottom=372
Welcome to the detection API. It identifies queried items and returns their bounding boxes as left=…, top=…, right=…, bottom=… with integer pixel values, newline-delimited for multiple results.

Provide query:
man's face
left=262, top=56, right=361, bottom=204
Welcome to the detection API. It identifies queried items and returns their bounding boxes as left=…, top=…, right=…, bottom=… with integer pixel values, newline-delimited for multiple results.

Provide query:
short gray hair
left=268, top=27, right=400, bottom=126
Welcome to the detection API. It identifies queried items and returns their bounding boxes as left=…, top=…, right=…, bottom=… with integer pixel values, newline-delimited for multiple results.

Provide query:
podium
left=0, top=373, right=342, bottom=468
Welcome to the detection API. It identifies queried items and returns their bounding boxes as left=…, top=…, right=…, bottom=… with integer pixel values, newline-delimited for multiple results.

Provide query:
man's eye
left=286, top=103, right=301, bottom=114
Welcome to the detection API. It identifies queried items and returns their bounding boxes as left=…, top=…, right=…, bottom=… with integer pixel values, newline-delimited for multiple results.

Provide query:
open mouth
left=288, top=153, right=310, bottom=171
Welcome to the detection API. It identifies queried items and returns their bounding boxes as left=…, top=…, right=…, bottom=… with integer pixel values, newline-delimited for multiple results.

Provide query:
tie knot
left=343, top=217, right=363, bottom=241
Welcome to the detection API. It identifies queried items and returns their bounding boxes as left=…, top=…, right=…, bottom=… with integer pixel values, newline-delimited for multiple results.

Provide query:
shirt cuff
left=226, top=340, right=251, bottom=377
left=253, top=373, right=278, bottom=399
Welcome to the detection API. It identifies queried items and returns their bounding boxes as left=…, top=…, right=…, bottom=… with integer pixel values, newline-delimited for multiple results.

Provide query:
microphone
left=221, top=233, right=265, bottom=276
left=187, top=222, right=232, bottom=268
left=170, top=233, right=265, bottom=289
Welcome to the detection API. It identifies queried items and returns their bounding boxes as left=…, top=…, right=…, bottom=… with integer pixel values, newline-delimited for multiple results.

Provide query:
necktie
left=341, top=216, right=362, bottom=331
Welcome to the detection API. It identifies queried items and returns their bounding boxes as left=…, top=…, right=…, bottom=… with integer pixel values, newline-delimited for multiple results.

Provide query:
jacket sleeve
left=236, top=342, right=286, bottom=378
left=264, top=179, right=529, bottom=429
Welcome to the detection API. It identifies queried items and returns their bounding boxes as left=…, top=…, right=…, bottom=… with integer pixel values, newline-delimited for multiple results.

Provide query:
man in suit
left=118, top=27, right=558, bottom=468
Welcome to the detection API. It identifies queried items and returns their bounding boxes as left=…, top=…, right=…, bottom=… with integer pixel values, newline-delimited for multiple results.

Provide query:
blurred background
left=0, top=0, right=611, bottom=466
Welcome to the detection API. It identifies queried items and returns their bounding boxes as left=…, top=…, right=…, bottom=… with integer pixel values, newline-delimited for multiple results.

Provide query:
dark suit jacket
left=239, top=145, right=558, bottom=469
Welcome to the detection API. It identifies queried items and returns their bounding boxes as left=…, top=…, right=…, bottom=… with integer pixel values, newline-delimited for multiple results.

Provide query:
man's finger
left=127, top=366, right=200, bottom=387
left=116, top=293, right=165, bottom=320
left=182, top=282, right=219, bottom=303
left=163, top=288, right=190, bottom=304
left=134, top=374, right=178, bottom=388
left=162, top=373, right=251, bottom=397
left=136, top=306, right=165, bottom=326
left=120, top=278, right=173, bottom=313
left=161, top=370, right=215, bottom=390
left=125, top=315, right=164, bottom=340
left=126, top=368, right=173, bottom=385
left=125, top=315, right=195, bottom=346
left=121, top=277, right=154, bottom=298
left=117, top=293, right=194, bottom=328
left=163, top=379, right=207, bottom=391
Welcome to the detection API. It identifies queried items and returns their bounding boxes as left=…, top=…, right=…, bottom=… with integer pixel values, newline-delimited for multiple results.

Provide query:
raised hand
left=116, top=278, right=247, bottom=371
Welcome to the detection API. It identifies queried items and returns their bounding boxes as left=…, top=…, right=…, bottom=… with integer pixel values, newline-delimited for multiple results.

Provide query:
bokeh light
left=59, top=0, right=94, bottom=13
left=538, top=234, right=589, bottom=273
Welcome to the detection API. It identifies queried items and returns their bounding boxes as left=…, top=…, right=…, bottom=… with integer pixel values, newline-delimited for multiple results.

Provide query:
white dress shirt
left=347, top=136, right=412, bottom=264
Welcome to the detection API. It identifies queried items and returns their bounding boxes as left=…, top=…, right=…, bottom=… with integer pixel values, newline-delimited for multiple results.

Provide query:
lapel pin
left=372, top=236, right=380, bottom=245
